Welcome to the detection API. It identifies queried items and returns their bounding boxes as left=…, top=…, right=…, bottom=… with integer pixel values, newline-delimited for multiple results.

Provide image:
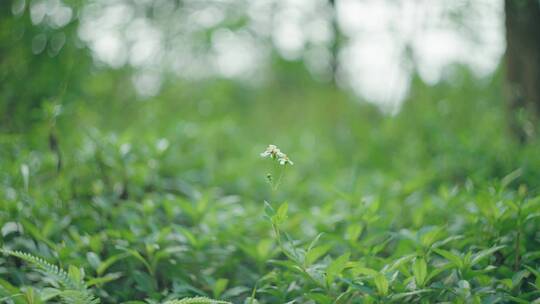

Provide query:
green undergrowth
left=1, top=75, right=540, bottom=303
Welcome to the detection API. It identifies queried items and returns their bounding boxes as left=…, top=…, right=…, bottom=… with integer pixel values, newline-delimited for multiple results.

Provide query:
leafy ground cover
left=1, top=73, right=540, bottom=303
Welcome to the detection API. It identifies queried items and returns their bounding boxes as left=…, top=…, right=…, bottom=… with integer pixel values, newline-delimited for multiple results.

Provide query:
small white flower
left=260, top=144, right=293, bottom=165
left=278, top=154, right=294, bottom=165
left=260, top=144, right=279, bottom=158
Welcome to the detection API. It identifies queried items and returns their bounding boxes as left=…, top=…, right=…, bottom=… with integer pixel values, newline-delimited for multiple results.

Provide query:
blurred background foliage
left=1, top=0, right=540, bottom=303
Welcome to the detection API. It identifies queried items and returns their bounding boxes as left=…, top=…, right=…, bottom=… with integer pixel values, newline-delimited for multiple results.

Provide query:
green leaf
left=345, top=225, right=363, bottom=243
left=504, top=295, right=530, bottom=304
left=213, top=278, right=228, bottom=298
left=87, top=272, right=123, bottom=287
left=96, top=253, right=130, bottom=276
left=432, top=235, right=464, bottom=249
left=40, top=288, right=61, bottom=302
left=307, top=233, right=324, bottom=252
left=426, top=263, right=454, bottom=283
left=385, top=254, right=415, bottom=273
left=471, top=245, right=505, bottom=266
left=512, top=270, right=530, bottom=289
left=305, top=293, right=333, bottom=304
left=68, top=265, right=84, bottom=288
left=117, top=247, right=153, bottom=275
left=263, top=201, right=275, bottom=218
left=86, top=252, right=101, bottom=270
left=412, top=258, right=428, bottom=287
left=374, top=274, right=389, bottom=296
left=272, top=202, right=288, bottom=225
left=433, top=248, right=463, bottom=268
left=243, top=297, right=260, bottom=304
left=419, top=227, right=444, bottom=248
left=179, top=227, right=200, bottom=248
left=255, top=239, right=274, bottom=260
left=305, top=245, right=331, bottom=267
left=20, top=220, right=56, bottom=250
left=164, top=297, right=231, bottom=304
left=391, top=289, right=433, bottom=301
left=326, top=252, right=350, bottom=286
left=0, top=278, right=24, bottom=301
left=23, top=287, right=39, bottom=304
left=350, top=264, right=379, bottom=277
left=524, top=265, right=540, bottom=290
left=501, top=168, right=522, bottom=189
left=525, top=212, right=540, bottom=223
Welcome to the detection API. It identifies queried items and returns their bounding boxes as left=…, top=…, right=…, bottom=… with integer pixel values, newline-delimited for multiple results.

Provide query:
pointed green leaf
left=471, top=245, right=505, bottom=266
left=412, top=258, right=428, bottom=287
left=374, top=274, right=389, bottom=296
left=326, top=252, right=350, bottom=286
left=433, top=248, right=463, bottom=268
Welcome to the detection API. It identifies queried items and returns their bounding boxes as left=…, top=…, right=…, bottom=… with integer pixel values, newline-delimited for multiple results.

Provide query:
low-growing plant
left=0, top=250, right=231, bottom=304
left=1, top=79, right=540, bottom=303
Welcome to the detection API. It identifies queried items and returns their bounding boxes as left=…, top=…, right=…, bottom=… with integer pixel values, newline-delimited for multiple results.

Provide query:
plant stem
left=272, top=167, right=285, bottom=192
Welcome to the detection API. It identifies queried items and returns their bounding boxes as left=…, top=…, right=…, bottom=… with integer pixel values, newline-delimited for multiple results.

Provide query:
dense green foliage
left=2, top=70, right=540, bottom=303
left=2, top=1, right=540, bottom=303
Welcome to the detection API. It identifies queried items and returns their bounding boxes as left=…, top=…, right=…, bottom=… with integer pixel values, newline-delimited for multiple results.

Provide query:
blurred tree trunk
left=329, top=0, right=340, bottom=85
left=505, top=0, right=540, bottom=141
